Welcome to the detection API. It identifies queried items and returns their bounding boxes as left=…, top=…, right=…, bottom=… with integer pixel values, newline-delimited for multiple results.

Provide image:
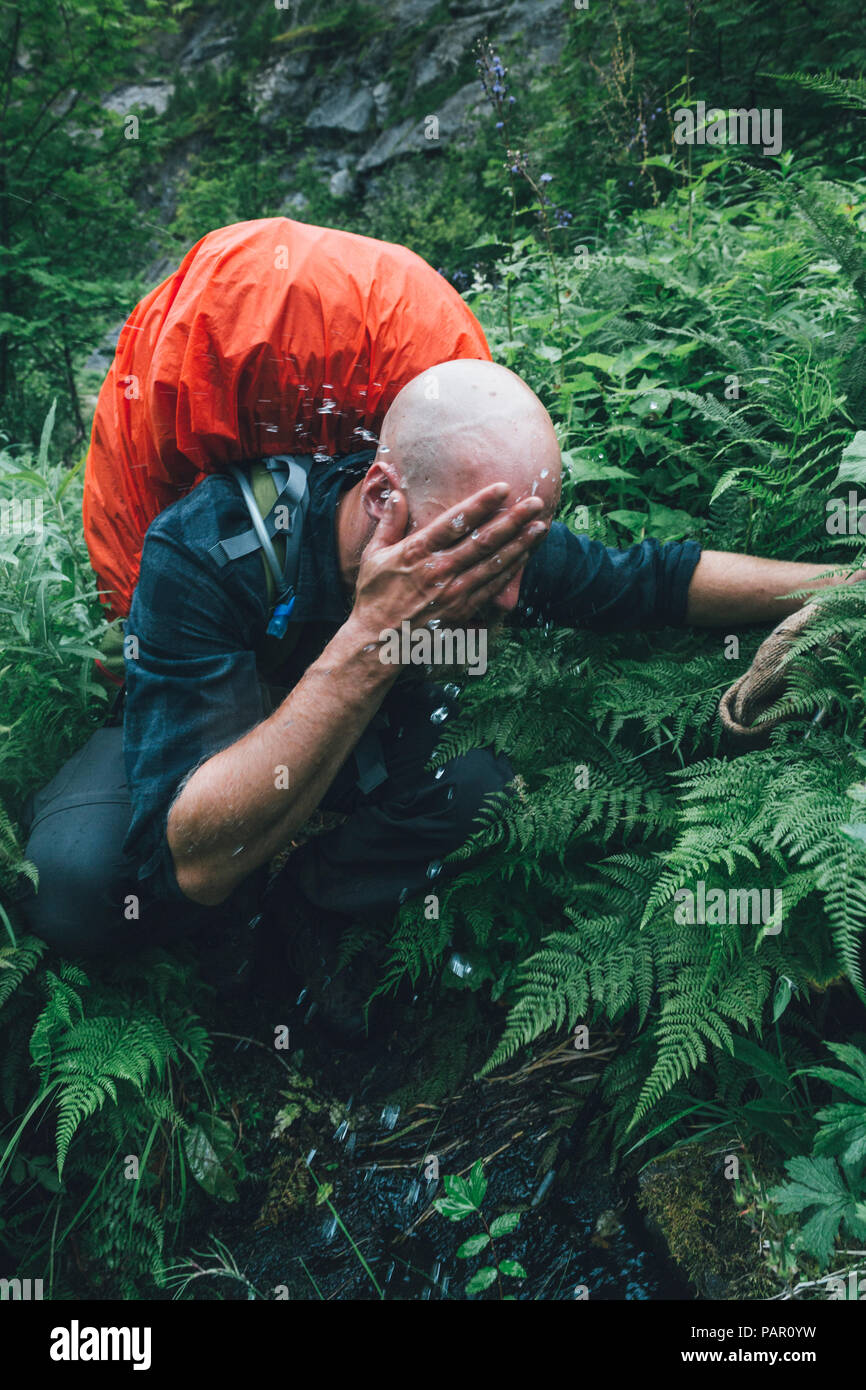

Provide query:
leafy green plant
left=766, top=1041, right=866, bottom=1271
left=434, top=1160, right=525, bottom=1298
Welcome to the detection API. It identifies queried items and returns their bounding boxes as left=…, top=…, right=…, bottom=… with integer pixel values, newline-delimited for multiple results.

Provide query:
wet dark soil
left=183, top=960, right=692, bottom=1302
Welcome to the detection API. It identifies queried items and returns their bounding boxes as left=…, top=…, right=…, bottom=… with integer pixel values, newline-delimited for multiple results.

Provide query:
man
left=108, top=353, right=853, bottom=1015
left=18, top=327, right=856, bottom=1035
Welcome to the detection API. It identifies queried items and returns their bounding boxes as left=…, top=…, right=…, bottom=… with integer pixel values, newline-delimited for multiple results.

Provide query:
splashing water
left=448, top=952, right=473, bottom=979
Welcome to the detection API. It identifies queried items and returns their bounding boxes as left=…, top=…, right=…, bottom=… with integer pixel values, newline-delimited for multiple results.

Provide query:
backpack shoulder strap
left=208, top=455, right=313, bottom=672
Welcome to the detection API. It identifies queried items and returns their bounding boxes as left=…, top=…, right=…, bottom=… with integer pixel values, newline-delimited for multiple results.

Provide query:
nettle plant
left=380, top=159, right=866, bottom=1151
left=433, top=1160, right=525, bottom=1299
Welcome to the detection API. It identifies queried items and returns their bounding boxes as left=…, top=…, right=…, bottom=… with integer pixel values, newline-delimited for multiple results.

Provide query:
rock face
left=117, top=0, right=568, bottom=256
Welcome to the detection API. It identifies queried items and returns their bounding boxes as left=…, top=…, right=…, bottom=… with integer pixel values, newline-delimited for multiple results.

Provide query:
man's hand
left=352, top=482, right=547, bottom=635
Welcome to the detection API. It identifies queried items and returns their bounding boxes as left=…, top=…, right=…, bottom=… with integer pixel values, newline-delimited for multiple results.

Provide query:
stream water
left=192, top=992, right=691, bottom=1302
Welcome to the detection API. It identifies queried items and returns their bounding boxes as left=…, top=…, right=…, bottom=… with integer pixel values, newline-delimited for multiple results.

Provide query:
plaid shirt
left=122, top=454, right=701, bottom=905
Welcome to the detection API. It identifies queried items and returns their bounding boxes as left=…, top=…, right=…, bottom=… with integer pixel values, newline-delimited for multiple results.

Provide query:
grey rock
left=178, top=15, right=236, bottom=72
left=372, top=81, right=393, bottom=123
left=357, top=81, right=483, bottom=170
left=500, top=0, right=567, bottom=67
left=278, top=190, right=310, bottom=216
left=250, top=52, right=313, bottom=120
left=305, top=87, right=375, bottom=135
left=102, top=82, right=174, bottom=117
left=83, top=321, right=124, bottom=374
left=389, top=0, right=446, bottom=25
left=329, top=168, right=356, bottom=199
left=414, top=17, right=487, bottom=89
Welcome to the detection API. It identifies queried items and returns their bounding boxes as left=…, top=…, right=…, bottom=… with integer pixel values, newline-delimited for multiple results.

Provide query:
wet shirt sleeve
left=520, top=522, right=702, bottom=632
left=121, top=483, right=268, bottom=905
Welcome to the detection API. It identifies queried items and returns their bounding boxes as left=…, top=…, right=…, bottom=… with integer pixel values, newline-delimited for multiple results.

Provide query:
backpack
left=95, top=453, right=315, bottom=690
left=83, top=218, right=492, bottom=623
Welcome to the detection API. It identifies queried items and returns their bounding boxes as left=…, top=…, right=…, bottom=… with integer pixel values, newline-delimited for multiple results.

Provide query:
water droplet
left=451, top=512, right=465, bottom=529
left=333, top=1119, right=350, bottom=1142
left=448, top=952, right=472, bottom=978
left=446, top=787, right=455, bottom=801
left=443, top=683, right=461, bottom=699
left=295, top=988, right=308, bottom=1006
left=427, top=860, right=443, bottom=880
left=322, top=1214, right=338, bottom=1241
left=434, top=767, right=446, bottom=780
left=398, top=886, right=410, bottom=903
left=380, top=1104, right=401, bottom=1130
left=540, top=468, right=549, bottom=478
left=427, top=618, right=441, bottom=629
left=306, top=1148, right=317, bottom=1166
left=430, top=706, right=449, bottom=724
left=431, top=1261, right=442, bottom=1284
left=471, top=529, right=480, bottom=539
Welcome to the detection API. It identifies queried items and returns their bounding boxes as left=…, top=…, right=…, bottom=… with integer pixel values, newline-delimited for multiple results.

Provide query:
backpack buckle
left=267, top=589, right=296, bottom=638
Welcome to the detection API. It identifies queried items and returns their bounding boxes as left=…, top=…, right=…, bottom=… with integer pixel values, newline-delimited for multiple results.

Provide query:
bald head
left=376, top=359, right=561, bottom=526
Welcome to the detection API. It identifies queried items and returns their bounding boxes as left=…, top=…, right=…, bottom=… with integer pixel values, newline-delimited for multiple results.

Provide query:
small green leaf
left=772, top=975, right=793, bottom=1022
left=435, top=1173, right=478, bottom=1220
left=498, top=1259, right=528, bottom=1279
left=183, top=1118, right=238, bottom=1201
left=432, top=1196, right=474, bottom=1222
left=457, top=1232, right=491, bottom=1258
left=489, top=1212, right=522, bottom=1238
left=465, top=1266, right=498, bottom=1294
left=467, top=1159, right=487, bottom=1206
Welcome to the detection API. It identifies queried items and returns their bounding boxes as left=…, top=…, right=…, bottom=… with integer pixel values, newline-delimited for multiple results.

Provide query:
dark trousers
left=15, top=678, right=513, bottom=957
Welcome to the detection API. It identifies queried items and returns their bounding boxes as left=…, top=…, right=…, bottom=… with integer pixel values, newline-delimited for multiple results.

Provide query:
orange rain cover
left=83, top=217, right=491, bottom=618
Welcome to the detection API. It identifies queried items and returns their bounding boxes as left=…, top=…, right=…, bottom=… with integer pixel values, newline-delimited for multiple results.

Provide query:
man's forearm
left=684, top=550, right=863, bottom=626
left=167, top=615, right=398, bottom=906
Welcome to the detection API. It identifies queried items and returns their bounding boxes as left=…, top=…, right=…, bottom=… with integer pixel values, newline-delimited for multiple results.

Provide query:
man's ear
left=360, top=462, right=402, bottom=524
